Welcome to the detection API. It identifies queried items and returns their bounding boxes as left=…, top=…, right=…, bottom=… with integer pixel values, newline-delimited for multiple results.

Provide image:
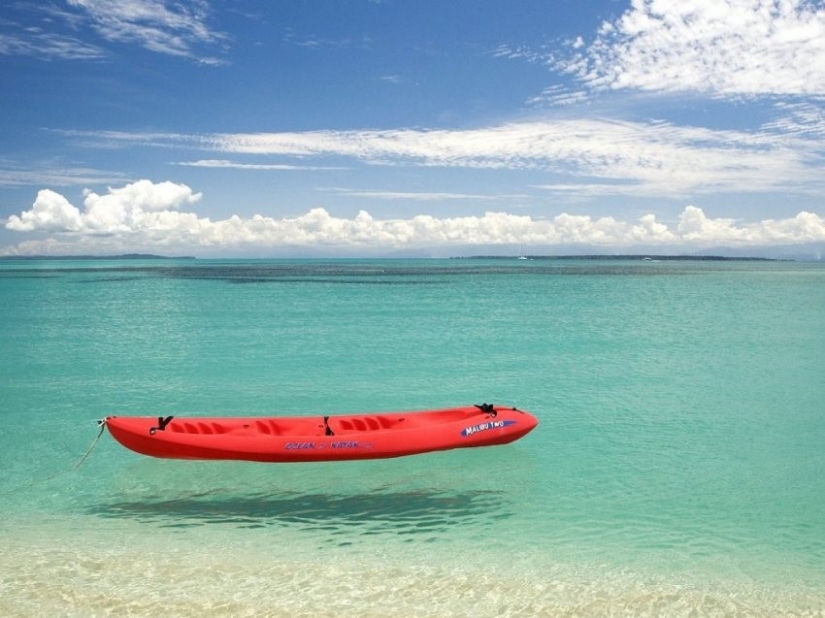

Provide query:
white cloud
left=66, top=0, right=227, bottom=63
left=176, top=159, right=346, bottom=171
left=5, top=189, right=83, bottom=232
left=562, top=0, right=825, bottom=97
left=81, top=179, right=202, bottom=232
left=281, top=28, right=371, bottom=51
left=677, top=205, right=825, bottom=245
left=4, top=180, right=824, bottom=256
left=1, top=1, right=227, bottom=63
left=322, top=188, right=528, bottom=202
left=6, top=180, right=201, bottom=234
left=0, top=31, right=104, bottom=60
left=763, top=101, right=825, bottom=136
left=68, top=117, right=825, bottom=198
left=0, top=163, right=126, bottom=187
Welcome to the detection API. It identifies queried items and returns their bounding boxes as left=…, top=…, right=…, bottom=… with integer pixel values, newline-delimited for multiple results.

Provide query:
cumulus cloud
left=5, top=190, right=83, bottom=232
left=561, top=0, right=825, bottom=97
left=4, top=180, right=825, bottom=256
left=676, top=205, right=825, bottom=245
left=6, top=180, right=201, bottom=234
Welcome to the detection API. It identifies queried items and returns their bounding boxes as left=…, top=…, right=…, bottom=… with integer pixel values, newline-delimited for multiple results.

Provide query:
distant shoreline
left=0, top=254, right=196, bottom=261
left=455, top=254, right=785, bottom=261
left=0, top=254, right=789, bottom=262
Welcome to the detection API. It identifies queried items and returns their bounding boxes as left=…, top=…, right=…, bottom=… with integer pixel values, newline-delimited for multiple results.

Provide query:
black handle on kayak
left=475, top=403, right=497, bottom=417
left=149, top=415, right=174, bottom=435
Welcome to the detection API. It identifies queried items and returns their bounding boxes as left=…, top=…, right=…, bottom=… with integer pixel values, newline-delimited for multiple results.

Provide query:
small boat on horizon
left=105, top=404, right=538, bottom=463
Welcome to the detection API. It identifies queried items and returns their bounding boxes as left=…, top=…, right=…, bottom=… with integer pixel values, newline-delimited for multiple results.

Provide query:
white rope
left=70, top=419, right=107, bottom=470
left=1, top=419, right=107, bottom=495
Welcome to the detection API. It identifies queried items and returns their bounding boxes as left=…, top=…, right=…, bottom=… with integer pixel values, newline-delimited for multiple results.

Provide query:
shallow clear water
left=1, top=258, right=824, bottom=616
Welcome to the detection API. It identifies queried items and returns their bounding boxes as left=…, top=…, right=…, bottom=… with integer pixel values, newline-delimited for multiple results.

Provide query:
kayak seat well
left=336, top=416, right=394, bottom=433
left=170, top=421, right=229, bottom=435
left=255, top=420, right=284, bottom=436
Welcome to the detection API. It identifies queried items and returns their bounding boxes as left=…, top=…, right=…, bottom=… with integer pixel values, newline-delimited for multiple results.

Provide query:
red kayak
left=105, top=404, right=538, bottom=463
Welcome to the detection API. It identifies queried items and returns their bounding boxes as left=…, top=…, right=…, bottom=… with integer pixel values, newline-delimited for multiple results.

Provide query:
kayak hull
left=105, top=404, right=538, bottom=463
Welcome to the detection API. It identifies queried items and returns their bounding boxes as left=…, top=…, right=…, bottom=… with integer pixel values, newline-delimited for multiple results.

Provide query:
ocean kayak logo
left=461, top=419, right=515, bottom=437
left=284, top=442, right=316, bottom=450
left=284, top=440, right=362, bottom=450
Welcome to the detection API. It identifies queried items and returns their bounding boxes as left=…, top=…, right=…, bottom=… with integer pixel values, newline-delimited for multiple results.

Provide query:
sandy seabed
left=2, top=528, right=824, bottom=618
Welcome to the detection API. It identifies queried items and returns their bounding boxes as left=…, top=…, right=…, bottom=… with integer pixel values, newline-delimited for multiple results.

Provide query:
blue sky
left=2, top=0, right=825, bottom=257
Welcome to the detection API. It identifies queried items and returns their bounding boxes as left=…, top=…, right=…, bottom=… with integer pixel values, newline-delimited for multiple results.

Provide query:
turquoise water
left=1, top=258, right=823, bottom=616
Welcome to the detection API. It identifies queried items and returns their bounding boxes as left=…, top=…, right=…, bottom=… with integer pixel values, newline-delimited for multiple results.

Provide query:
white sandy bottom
left=2, top=527, right=823, bottom=618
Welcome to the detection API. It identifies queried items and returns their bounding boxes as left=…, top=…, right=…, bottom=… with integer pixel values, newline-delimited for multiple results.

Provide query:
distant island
left=454, top=255, right=783, bottom=261
left=1, top=254, right=791, bottom=262
left=1, top=254, right=196, bottom=260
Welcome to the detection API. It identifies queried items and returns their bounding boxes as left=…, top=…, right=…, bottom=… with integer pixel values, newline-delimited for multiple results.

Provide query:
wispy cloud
left=67, top=0, right=228, bottom=63
left=0, top=160, right=126, bottom=187
left=0, top=20, right=104, bottom=60
left=50, top=128, right=195, bottom=147
left=282, top=27, right=371, bottom=51
left=320, top=188, right=529, bottom=202
left=763, top=101, right=825, bottom=136
left=175, top=159, right=347, bottom=171
left=525, top=85, right=590, bottom=107
left=57, top=117, right=825, bottom=198
left=2, top=0, right=227, bottom=63
left=4, top=180, right=824, bottom=256
left=0, top=32, right=104, bottom=60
